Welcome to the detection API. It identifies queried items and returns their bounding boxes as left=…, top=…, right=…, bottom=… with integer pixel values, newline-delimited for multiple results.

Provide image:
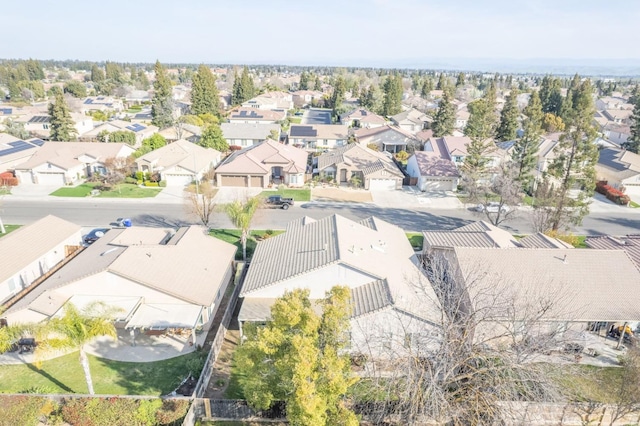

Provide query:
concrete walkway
left=7, top=183, right=186, bottom=204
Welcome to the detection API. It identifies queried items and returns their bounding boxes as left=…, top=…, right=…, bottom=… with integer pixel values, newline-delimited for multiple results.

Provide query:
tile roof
left=518, top=233, right=574, bottom=249
left=14, top=142, right=133, bottom=170
left=341, top=109, right=387, bottom=125
left=316, top=144, right=403, bottom=178
left=411, top=151, right=459, bottom=177
left=221, top=123, right=281, bottom=140
left=452, top=247, right=640, bottom=322
left=586, top=235, right=640, bottom=268
left=215, top=139, right=308, bottom=176
left=597, top=147, right=640, bottom=179
left=135, top=139, right=220, bottom=173
left=354, top=125, right=419, bottom=143
left=289, top=124, right=348, bottom=140
left=0, top=215, right=81, bottom=285
left=228, top=108, right=286, bottom=122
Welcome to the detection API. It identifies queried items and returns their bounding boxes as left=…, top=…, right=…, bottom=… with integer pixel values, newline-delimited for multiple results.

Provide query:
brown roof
left=586, top=235, right=640, bottom=268
left=411, top=151, right=459, bottom=178
left=216, top=139, right=308, bottom=176
left=228, top=107, right=286, bottom=122
left=14, top=142, right=133, bottom=170
left=316, top=143, right=403, bottom=178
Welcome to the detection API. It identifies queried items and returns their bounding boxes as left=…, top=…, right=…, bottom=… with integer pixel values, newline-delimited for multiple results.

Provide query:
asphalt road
left=2, top=198, right=639, bottom=236
left=301, top=108, right=332, bottom=125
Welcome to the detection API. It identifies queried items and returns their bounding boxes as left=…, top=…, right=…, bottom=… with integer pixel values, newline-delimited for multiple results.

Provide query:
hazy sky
left=4, top=0, right=639, bottom=66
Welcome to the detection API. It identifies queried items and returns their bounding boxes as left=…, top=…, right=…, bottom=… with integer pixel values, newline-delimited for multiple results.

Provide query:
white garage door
left=369, top=178, right=397, bottom=190
left=164, top=173, right=194, bottom=186
left=36, top=172, right=65, bottom=185
left=421, top=178, right=454, bottom=191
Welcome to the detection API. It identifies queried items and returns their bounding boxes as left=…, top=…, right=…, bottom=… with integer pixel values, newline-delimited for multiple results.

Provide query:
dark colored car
left=265, top=195, right=294, bottom=210
left=83, top=228, right=109, bottom=245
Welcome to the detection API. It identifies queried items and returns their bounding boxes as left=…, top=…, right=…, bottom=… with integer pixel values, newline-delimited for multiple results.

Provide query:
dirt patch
left=312, top=187, right=373, bottom=203
left=204, top=327, right=240, bottom=399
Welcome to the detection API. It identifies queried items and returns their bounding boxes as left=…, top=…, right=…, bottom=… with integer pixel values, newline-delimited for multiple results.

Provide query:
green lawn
left=289, top=117, right=302, bottom=124
left=50, top=183, right=161, bottom=198
left=0, top=351, right=205, bottom=395
left=210, top=229, right=285, bottom=261
left=406, top=232, right=423, bottom=249
left=0, top=225, right=20, bottom=237
left=631, top=201, right=640, bottom=208
left=548, top=364, right=623, bottom=403
left=0, top=187, right=11, bottom=195
left=259, top=188, right=311, bottom=202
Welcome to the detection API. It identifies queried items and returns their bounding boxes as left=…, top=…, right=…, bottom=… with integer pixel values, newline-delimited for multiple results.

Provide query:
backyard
left=259, top=188, right=311, bottom=201
left=210, top=229, right=285, bottom=260
left=0, top=351, right=205, bottom=395
left=50, top=182, right=162, bottom=198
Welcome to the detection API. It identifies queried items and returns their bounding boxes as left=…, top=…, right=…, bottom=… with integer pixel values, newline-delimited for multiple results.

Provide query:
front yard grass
left=259, top=188, right=311, bottom=202
left=50, top=182, right=161, bottom=198
left=210, top=229, right=285, bottom=260
left=630, top=201, right=640, bottom=208
left=0, top=225, right=20, bottom=237
left=0, top=351, right=205, bottom=395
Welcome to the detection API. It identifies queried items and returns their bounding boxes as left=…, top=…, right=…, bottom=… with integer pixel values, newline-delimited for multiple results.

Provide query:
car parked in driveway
left=475, top=202, right=510, bottom=213
left=83, top=228, right=110, bottom=245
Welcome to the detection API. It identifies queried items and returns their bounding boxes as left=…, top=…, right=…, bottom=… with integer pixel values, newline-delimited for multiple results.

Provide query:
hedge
left=0, top=172, right=18, bottom=186
left=144, top=181, right=160, bottom=187
left=0, top=395, right=189, bottom=426
left=595, top=181, right=630, bottom=205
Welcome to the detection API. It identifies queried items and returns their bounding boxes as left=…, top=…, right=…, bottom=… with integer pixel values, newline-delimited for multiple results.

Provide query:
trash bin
left=122, top=218, right=132, bottom=227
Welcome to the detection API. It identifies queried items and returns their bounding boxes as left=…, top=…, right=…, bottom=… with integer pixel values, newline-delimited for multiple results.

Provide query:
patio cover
left=125, top=304, right=203, bottom=329
left=55, top=295, right=142, bottom=321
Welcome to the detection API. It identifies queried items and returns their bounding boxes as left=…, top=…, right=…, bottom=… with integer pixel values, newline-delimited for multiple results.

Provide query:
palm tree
left=224, top=197, right=261, bottom=261
left=42, top=303, right=118, bottom=394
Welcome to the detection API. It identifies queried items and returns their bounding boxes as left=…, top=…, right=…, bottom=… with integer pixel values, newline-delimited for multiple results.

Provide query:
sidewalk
left=7, top=184, right=186, bottom=204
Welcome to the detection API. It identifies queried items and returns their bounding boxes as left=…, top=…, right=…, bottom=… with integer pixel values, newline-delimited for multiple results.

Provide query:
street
left=2, top=197, right=639, bottom=236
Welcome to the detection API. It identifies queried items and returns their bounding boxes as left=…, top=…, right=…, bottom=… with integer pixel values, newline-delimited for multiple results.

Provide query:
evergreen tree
left=231, top=70, right=242, bottom=105
left=24, top=59, right=44, bottom=81
left=314, top=75, right=322, bottom=91
left=330, top=76, right=346, bottom=114
left=151, top=60, right=174, bottom=129
left=190, top=64, right=220, bottom=116
left=48, top=92, right=77, bottom=141
left=539, top=76, right=563, bottom=115
left=511, top=91, right=543, bottom=191
left=624, top=94, right=640, bottom=154
left=381, top=73, right=403, bottom=116
left=436, top=73, right=446, bottom=90
left=465, top=82, right=497, bottom=141
left=421, top=78, right=433, bottom=99
left=431, top=87, right=455, bottom=137
left=240, top=67, right=255, bottom=101
left=137, top=69, right=150, bottom=90
left=105, top=61, right=123, bottom=83
left=496, top=87, right=519, bottom=141
left=456, top=72, right=465, bottom=87
left=199, top=123, right=229, bottom=152
left=546, top=80, right=599, bottom=231
left=299, top=71, right=310, bottom=90
left=359, top=85, right=377, bottom=110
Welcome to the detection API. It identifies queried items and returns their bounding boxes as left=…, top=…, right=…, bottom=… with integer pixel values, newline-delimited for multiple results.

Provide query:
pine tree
left=456, top=72, right=465, bottom=87
left=240, top=67, right=255, bottom=101
left=431, top=87, right=455, bottom=137
left=624, top=94, right=640, bottom=154
left=314, top=75, right=322, bottom=91
left=496, top=87, right=519, bottom=141
left=381, top=73, right=403, bottom=116
left=330, top=76, right=346, bottom=114
left=48, top=92, right=77, bottom=141
left=190, top=64, right=219, bottom=116
left=299, top=71, right=310, bottom=90
left=137, top=69, right=150, bottom=90
left=465, top=83, right=497, bottom=141
left=151, top=60, right=174, bottom=129
left=539, top=76, right=563, bottom=115
left=436, top=73, right=446, bottom=90
left=546, top=80, right=599, bottom=231
left=91, top=64, right=105, bottom=83
left=421, top=78, right=433, bottom=99
left=231, top=70, right=242, bottom=105
left=511, top=91, right=543, bottom=191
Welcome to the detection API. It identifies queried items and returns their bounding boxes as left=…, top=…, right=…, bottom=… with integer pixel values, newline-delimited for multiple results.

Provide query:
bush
left=595, top=181, right=630, bottom=205
left=144, top=181, right=159, bottom=187
left=158, top=181, right=167, bottom=187
left=124, top=176, right=138, bottom=184
left=0, top=172, right=19, bottom=186
left=135, top=171, right=144, bottom=182
left=229, top=145, right=242, bottom=151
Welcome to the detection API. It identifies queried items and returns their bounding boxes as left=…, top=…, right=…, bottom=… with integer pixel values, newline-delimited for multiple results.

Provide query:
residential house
left=315, top=144, right=404, bottom=190
left=596, top=96, right=633, bottom=111
left=0, top=215, right=82, bottom=305
left=221, top=123, right=281, bottom=148
left=18, top=113, right=93, bottom=140
left=2, top=225, right=236, bottom=346
left=586, top=235, right=640, bottom=268
left=14, top=141, right=135, bottom=185
left=390, top=108, right=430, bottom=134
left=595, top=147, right=640, bottom=189
left=354, top=125, right=420, bottom=154
left=292, top=90, right=324, bottom=108
left=227, top=108, right=286, bottom=124
left=0, top=133, right=43, bottom=173
left=238, top=214, right=442, bottom=357
left=406, top=139, right=460, bottom=191
left=158, top=126, right=197, bottom=143
left=79, top=120, right=159, bottom=146
left=289, top=124, right=348, bottom=152
left=422, top=221, right=572, bottom=253
left=341, top=109, right=387, bottom=129
left=80, top=96, right=124, bottom=113
left=426, top=136, right=502, bottom=170
left=215, top=139, right=308, bottom=188
left=455, top=108, right=470, bottom=129
left=602, top=124, right=631, bottom=147
left=135, top=139, right=221, bottom=186
left=431, top=247, right=640, bottom=340
left=242, top=91, right=293, bottom=111
left=602, top=109, right=633, bottom=125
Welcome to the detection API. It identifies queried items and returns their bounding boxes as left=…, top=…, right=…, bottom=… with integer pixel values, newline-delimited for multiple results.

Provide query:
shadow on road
left=131, top=213, right=195, bottom=228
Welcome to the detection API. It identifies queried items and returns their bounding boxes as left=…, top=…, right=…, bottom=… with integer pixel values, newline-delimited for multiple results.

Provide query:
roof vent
left=563, top=254, right=568, bottom=264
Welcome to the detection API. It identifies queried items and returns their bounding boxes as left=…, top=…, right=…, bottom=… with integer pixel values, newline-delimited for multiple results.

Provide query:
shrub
left=124, top=176, right=138, bottom=184
left=229, top=145, right=242, bottom=151
left=135, top=171, right=144, bottom=181
left=0, top=395, right=46, bottom=426
left=144, top=181, right=159, bottom=187
left=595, top=181, right=630, bottom=205
left=0, top=171, right=19, bottom=186
left=158, top=180, right=167, bottom=187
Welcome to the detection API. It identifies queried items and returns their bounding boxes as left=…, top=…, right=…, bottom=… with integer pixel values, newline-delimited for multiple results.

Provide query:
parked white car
left=475, top=202, right=510, bottom=213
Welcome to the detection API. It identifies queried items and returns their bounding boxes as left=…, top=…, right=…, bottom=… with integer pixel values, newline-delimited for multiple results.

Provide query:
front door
left=340, top=169, right=347, bottom=182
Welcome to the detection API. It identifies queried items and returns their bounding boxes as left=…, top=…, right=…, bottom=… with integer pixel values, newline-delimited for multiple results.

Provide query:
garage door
left=164, top=173, right=194, bottom=186
left=36, top=172, right=65, bottom=185
left=421, top=178, right=454, bottom=191
left=220, top=175, right=247, bottom=187
left=369, top=178, right=397, bottom=190
left=249, top=176, right=264, bottom=188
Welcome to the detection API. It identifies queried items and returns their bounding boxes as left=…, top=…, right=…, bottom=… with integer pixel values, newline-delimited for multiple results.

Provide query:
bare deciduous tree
left=184, top=181, right=217, bottom=227
left=472, top=164, right=522, bottom=226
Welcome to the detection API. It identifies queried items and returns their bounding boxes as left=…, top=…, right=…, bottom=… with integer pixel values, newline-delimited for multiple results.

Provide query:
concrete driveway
left=213, top=187, right=263, bottom=204
left=312, top=187, right=373, bottom=203
left=371, top=186, right=464, bottom=209
left=589, top=193, right=640, bottom=214
left=624, top=186, right=640, bottom=204
left=301, top=108, right=332, bottom=125
left=9, top=184, right=61, bottom=199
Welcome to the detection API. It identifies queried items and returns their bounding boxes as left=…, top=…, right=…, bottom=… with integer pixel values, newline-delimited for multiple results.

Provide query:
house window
left=290, top=174, right=298, bottom=184
left=43, top=124, right=49, bottom=129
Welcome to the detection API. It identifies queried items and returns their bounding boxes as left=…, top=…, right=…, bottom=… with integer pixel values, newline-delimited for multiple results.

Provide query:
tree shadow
left=25, top=362, right=75, bottom=393
left=130, top=213, right=194, bottom=228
